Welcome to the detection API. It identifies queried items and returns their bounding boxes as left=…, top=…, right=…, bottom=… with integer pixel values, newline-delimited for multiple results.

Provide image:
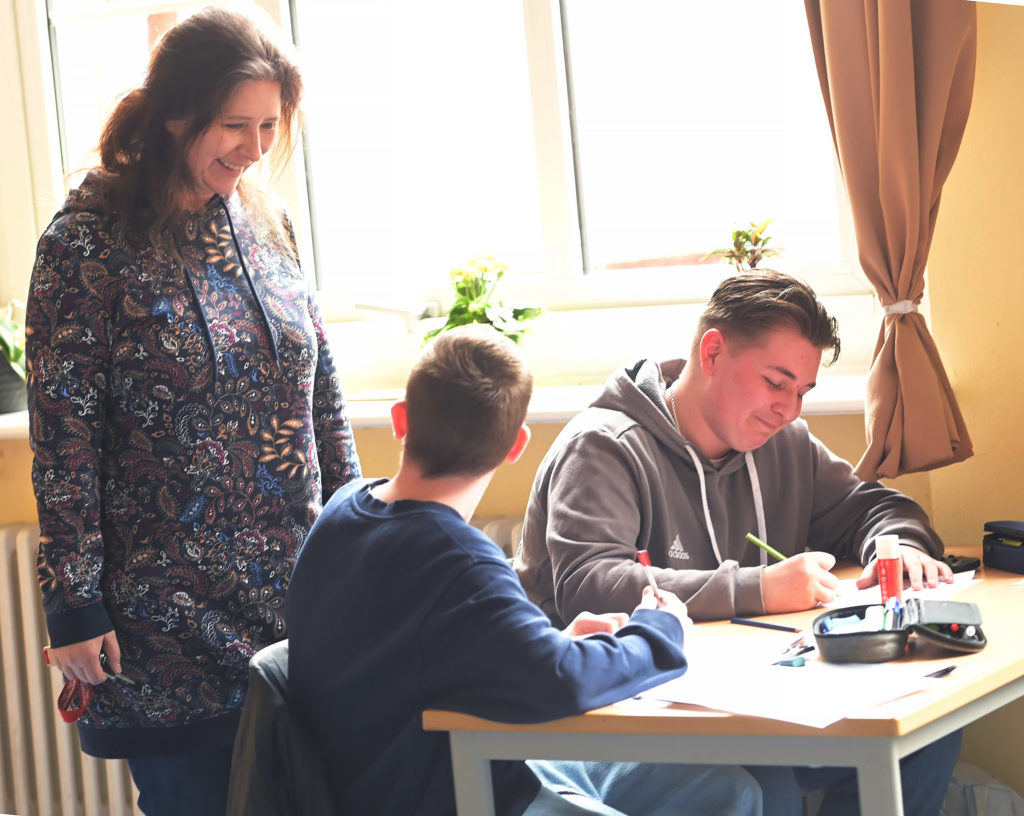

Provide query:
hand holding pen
left=750, top=532, right=841, bottom=613
left=635, top=550, right=692, bottom=630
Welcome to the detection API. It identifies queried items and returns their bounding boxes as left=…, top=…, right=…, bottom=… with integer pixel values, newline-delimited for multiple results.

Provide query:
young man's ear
left=698, top=328, right=726, bottom=375
left=390, top=400, right=408, bottom=441
left=505, top=425, right=531, bottom=464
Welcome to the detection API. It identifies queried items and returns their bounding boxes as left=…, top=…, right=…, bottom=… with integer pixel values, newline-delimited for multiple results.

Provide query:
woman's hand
left=46, top=631, right=121, bottom=685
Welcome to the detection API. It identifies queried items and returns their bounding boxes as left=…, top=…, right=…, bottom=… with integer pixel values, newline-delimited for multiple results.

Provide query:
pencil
left=746, top=532, right=787, bottom=562
left=730, top=617, right=801, bottom=633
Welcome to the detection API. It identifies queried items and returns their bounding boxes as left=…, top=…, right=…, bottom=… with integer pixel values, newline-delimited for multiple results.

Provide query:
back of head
left=404, top=325, right=533, bottom=479
left=98, top=6, right=302, bottom=231
left=695, top=270, right=841, bottom=365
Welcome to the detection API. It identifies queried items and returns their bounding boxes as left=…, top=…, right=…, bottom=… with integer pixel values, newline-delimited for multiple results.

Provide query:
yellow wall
left=925, top=3, right=1024, bottom=792
left=0, top=417, right=922, bottom=529
left=355, top=415, right=932, bottom=521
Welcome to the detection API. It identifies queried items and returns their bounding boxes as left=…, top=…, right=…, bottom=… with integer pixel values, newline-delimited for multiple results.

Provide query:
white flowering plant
left=424, top=256, right=542, bottom=345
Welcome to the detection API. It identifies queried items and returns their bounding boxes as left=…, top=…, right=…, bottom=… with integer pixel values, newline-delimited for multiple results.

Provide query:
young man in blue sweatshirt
left=286, top=325, right=763, bottom=815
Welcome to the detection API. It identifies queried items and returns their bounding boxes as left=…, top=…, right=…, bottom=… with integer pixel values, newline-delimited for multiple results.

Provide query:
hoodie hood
left=171, top=194, right=282, bottom=386
left=590, top=357, right=769, bottom=568
left=59, top=173, right=281, bottom=387
left=591, top=357, right=748, bottom=477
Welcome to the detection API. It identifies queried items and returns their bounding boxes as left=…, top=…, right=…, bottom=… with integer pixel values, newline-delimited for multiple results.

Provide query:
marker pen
left=637, top=550, right=662, bottom=606
left=875, top=534, right=903, bottom=605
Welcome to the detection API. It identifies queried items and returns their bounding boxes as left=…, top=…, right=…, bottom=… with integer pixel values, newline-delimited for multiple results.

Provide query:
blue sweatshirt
left=287, top=479, right=687, bottom=816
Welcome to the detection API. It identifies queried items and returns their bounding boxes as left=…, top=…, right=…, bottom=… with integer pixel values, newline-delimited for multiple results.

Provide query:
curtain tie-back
left=883, top=299, right=918, bottom=315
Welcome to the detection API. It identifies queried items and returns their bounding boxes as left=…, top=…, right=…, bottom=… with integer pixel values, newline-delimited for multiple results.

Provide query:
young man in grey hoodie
left=513, top=270, right=960, bottom=815
left=515, top=270, right=953, bottom=626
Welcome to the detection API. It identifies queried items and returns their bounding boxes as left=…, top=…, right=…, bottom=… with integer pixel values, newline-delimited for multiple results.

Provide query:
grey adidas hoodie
left=514, top=358, right=943, bottom=624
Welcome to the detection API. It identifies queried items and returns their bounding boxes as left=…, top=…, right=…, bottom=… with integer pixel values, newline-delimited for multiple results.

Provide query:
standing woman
left=25, top=8, right=360, bottom=814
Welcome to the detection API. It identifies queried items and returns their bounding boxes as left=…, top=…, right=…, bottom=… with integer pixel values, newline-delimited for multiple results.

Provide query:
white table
left=424, top=567, right=1024, bottom=816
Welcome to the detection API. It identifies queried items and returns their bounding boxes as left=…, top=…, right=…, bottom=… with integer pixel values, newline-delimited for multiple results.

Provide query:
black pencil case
left=812, top=599, right=986, bottom=663
left=983, top=520, right=1024, bottom=575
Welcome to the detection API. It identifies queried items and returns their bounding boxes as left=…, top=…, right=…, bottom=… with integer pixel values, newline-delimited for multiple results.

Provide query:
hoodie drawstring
left=174, top=198, right=283, bottom=388
left=744, top=450, right=768, bottom=566
left=173, top=233, right=219, bottom=387
left=218, top=196, right=281, bottom=372
left=683, top=445, right=768, bottom=567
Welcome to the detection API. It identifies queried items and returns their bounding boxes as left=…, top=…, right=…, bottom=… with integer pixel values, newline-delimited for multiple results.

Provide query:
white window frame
left=10, top=0, right=876, bottom=403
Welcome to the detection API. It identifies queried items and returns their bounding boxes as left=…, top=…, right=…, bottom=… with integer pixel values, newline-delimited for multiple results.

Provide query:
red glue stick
left=875, top=534, right=903, bottom=604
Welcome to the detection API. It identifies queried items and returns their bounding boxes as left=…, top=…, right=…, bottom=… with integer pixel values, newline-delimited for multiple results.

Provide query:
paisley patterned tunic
left=26, top=174, right=361, bottom=757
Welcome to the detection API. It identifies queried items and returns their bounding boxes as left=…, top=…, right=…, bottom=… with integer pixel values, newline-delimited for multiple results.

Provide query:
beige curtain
left=804, top=0, right=976, bottom=480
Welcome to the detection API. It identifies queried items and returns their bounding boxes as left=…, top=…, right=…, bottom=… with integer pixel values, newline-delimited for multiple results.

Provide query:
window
left=563, top=0, right=847, bottom=276
left=293, top=0, right=864, bottom=310
left=293, top=0, right=549, bottom=311
left=23, top=0, right=872, bottom=393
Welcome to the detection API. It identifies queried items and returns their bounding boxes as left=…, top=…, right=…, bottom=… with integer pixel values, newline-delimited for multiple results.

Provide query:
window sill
left=346, top=375, right=865, bottom=429
left=0, top=410, right=29, bottom=440
left=328, top=290, right=879, bottom=426
left=0, top=373, right=865, bottom=441
left=0, top=292, right=875, bottom=439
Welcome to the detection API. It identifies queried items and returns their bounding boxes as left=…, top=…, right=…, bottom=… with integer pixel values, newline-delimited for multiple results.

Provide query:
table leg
left=855, top=741, right=904, bottom=816
left=448, top=732, right=497, bottom=816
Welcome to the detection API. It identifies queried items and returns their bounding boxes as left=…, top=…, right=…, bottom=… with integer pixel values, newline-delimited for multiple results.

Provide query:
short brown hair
left=694, top=270, right=841, bottom=365
left=404, top=326, right=533, bottom=478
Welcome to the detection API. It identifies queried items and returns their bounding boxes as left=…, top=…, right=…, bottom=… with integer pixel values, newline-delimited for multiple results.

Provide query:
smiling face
left=698, top=323, right=822, bottom=458
left=166, top=79, right=282, bottom=210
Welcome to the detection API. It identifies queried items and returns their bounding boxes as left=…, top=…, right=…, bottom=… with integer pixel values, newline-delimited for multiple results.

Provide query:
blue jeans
left=524, top=729, right=961, bottom=816
left=526, top=760, right=762, bottom=815
left=793, top=729, right=963, bottom=816
left=126, top=743, right=233, bottom=816
left=747, top=729, right=963, bottom=816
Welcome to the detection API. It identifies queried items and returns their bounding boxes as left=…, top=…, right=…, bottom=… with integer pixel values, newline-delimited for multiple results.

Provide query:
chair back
left=226, top=640, right=336, bottom=815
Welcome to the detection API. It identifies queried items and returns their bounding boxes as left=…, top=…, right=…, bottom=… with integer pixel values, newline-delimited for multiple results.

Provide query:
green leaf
left=511, top=306, right=543, bottom=320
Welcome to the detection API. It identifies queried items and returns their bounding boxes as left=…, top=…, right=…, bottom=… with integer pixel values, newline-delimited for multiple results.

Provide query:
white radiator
left=0, top=523, right=140, bottom=816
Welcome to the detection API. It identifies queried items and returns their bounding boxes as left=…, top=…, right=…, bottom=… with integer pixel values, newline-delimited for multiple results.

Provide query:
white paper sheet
left=826, top=570, right=978, bottom=609
left=640, top=627, right=948, bottom=729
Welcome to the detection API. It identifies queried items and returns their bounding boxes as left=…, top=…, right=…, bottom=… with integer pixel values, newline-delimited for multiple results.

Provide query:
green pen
left=746, top=532, right=787, bottom=562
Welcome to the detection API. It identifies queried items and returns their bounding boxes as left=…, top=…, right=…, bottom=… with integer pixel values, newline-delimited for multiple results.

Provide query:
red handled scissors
left=56, top=678, right=93, bottom=723
left=43, top=645, right=133, bottom=723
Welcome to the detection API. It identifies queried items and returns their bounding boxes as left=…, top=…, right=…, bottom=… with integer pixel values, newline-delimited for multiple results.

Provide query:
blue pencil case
left=811, top=599, right=986, bottom=663
left=983, top=520, right=1024, bottom=575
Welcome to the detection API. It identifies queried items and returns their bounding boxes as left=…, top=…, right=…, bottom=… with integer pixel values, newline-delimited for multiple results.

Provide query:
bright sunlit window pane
left=295, top=0, right=546, bottom=305
left=564, top=0, right=843, bottom=273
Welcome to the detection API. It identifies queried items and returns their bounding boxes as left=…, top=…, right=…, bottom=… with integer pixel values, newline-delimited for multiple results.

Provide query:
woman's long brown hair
left=96, top=7, right=303, bottom=242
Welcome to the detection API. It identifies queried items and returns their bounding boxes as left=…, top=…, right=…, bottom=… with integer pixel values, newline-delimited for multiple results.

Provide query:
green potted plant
left=0, top=300, right=27, bottom=413
left=424, top=255, right=542, bottom=345
left=705, top=219, right=780, bottom=272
